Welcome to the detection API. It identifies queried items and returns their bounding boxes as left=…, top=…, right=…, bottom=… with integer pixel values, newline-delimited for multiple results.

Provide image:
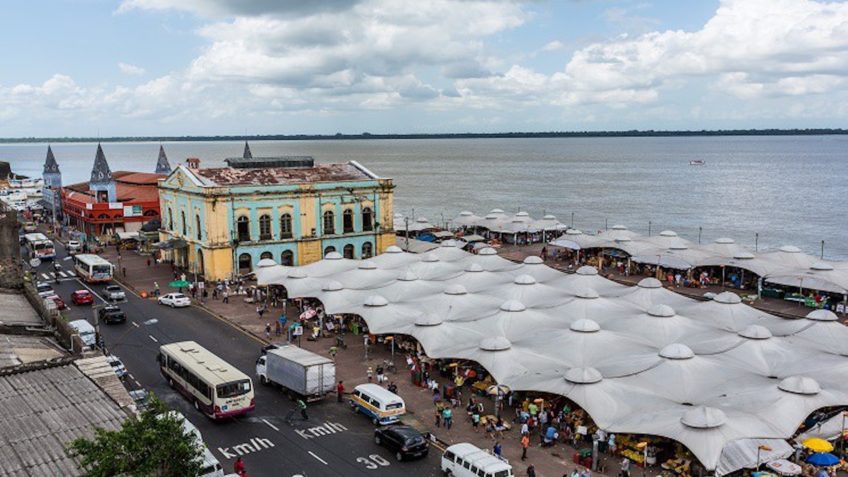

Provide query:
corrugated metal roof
left=193, top=162, right=372, bottom=186
left=0, top=363, right=128, bottom=476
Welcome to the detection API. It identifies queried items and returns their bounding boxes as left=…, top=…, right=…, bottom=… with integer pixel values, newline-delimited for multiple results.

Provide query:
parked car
left=22, top=222, right=36, bottom=233
left=98, top=304, right=127, bottom=324
left=441, top=443, right=514, bottom=477
left=374, top=425, right=429, bottom=462
left=106, top=354, right=127, bottom=378
left=157, top=292, right=191, bottom=308
left=67, top=240, right=82, bottom=254
left=45, top=294, right=67, bottom=310
left=36, top=282, right=54, bottom=296
left=104, top=285, right=126, bottom=301
left=71, top=289, right=94, bottom=306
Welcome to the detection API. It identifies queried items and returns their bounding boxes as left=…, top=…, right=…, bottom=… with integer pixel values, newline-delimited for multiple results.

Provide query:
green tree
left=68, top=395, right=204, bottom=477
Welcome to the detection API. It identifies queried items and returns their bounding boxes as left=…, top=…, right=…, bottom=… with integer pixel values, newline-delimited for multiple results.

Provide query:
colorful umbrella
left=806, top=453, right=840, bottom=467
left=802, top=438, right=834, bottom=453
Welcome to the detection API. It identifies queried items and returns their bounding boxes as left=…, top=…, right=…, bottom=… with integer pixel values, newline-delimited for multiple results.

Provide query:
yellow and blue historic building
left=157, top=144, right=395, bottom=280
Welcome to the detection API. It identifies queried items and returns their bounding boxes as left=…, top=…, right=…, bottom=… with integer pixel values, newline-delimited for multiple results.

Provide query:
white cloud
left=118, top=62, right=146, bottom=76
left=541, top=40, right=564, bottom=52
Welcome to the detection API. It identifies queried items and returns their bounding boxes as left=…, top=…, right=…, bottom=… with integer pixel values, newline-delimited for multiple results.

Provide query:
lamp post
left=637, top=441, right=648, bottom=477
left=756, top=444, right=772, bottom=471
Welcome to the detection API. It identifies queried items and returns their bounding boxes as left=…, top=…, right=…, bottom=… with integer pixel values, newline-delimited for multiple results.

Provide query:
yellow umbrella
left=802, top=438, right=834, bottom=453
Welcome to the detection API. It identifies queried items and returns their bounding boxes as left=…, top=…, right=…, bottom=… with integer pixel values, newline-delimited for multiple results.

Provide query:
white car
left=104, top=285, right=126, bottom=301
left=106, top=354, right=127, bottom=378
left=158, top=292, right=191, bottom=308
left=67, top=240, right=82, bottom=254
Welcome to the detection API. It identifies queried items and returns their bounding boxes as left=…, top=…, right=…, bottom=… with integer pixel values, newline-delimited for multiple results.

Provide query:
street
left=32, top=240, right=440, bottom=477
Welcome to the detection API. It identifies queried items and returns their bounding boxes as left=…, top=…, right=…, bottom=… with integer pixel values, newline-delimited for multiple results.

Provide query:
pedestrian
left=471, top=409, right=480, bottom=432
left=336, top=381, right=345, bottom=402
left=366, top=366, right=373, bottom=382
left=233, top=456, right=245, bottom=475
left=434, top=408, right=441, bottom=428
left=329, top=345, right=338, bottom=359
left=521, top=433, right=530, bottom=460
left=122, top=267, right=126, bottom=278
left=146, top=257, right=151, bottom=267
left=527, top=465, right=536, bottom=477
left=493, top=441, right=502, bottom=458
left=298, top=398, right=308, bottom=420
left=223, top=288, right=229, bottom=303
left=265, top=323, right=271, bottom=340
left=486, top=419, right=496, bottom=439
left=621, top=458, right=631, bottom=477
left=257, top=305, right=265, bottom=320
left=153, top=281, right=160, bottom=297
left=376, top=366, right=385, bottom=384
left=520, top=421, right=529, bottom=436
left=442, top=407, right=453, bottom=430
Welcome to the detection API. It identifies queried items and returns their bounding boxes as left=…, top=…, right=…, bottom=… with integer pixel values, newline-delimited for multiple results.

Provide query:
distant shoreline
left=1, top=128, right=846, bottom=143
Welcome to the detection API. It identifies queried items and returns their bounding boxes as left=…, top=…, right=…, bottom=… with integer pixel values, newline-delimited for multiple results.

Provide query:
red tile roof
left=64, top=171, right=163, bottom=205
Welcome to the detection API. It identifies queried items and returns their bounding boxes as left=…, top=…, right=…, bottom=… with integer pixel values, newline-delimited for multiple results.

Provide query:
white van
left=350, top=383, right=406, bottom=425
left=198, top=448, right=224, bottom=477
left=441, top=443, right=514, bottom=477
left=68, top=319, right=96, bottom=347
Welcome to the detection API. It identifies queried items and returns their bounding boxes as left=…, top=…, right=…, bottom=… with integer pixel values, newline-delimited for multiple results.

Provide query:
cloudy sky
left=2, top=0, right=848, bottom=136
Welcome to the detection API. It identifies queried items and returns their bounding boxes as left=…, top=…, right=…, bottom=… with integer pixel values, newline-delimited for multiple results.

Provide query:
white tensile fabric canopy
left=258, top=242, right=848, bottom=473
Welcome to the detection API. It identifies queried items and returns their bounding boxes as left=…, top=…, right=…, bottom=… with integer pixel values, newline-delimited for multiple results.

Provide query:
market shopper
left=442, top=407, right=453, bottom=430
left=521, top=433, right=530, bottom=460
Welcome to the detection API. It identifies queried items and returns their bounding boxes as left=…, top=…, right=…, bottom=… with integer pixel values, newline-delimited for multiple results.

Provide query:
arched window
left=260, top=251, right=273, bottom=260
left=343, top=243, right=355, bottom=259
left=323, top=246, right=336, bottom=257
left=259, top=214, right=272, bottom=240
left=195, top=214, right=202, bottom=240
left=343, top=209, right=354, bottom=233
left=362, top=207, right=373, bottom=231
left=362, top=241, right=373, bottom=259
left=180, top=211, right=186, bottom=236
left=238, top=253, right=252, bottom=275
left=280, top=213, right=293, bottom=239
left=323, top=210, right=335, bottom=235
left=281, top=250, right=294, bottom=266
left=168, top=208, right=174, bottom=231
left=237, top=216, right=250, bottom=242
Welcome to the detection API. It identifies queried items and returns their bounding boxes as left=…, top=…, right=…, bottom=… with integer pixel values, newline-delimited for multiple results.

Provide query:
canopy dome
left=564, top=367, right=603, bottom=384
left=576, top=266, right=598, bottom=276
left=325, top=251, right=343, bottom=260
left=659, top=343, right=695, bottom=360
left=713, top=292, right=742, bottom=304
left=648, top=304, right=676, bottom=317
left=514, top=274, right=537, bottom=285
left=479, top=336, right=511, bottom=351
left=738, top=324, right=772, bottom=340
left=806, top=309, right=838, bottom=322
left=778, top=376, right=821, bottom=395
left=500, top=300, right=527, bottom=312
left=364, top=295, right=388, bottom=307
left=681, top=407, right=726, bottom=429
left=570, top=318, right=601, bottom=333
left=638, top=277, right=662, bottom=289
left=523, top=256, right=544, bottom=265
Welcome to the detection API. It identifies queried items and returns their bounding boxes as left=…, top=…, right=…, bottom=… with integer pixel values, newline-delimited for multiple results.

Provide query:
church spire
left=43, top=145, right=60, bottom=174
left=155, top=145, right=172, bottom=174
left=90, top=143, right=113, bottom=185
left=243, top=141, right=253, bottom=159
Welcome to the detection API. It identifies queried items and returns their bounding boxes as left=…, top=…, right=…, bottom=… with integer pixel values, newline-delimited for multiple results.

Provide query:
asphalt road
left=30, top=241, right=441, bottom=477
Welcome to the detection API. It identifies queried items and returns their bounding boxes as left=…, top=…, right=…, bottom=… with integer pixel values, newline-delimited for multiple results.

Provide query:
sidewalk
left=103, top=248, right=629, bottom=477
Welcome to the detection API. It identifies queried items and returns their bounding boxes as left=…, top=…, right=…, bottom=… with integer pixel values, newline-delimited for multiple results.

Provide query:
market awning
left=116, top=231, right=140, bottom=241
left=155, top=238, right=187, bottom=250
left=716, top=439, right=793, bottom=476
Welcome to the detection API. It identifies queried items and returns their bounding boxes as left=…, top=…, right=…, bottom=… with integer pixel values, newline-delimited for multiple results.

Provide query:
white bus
left=24, top=233, right=55, bottom=260
left=73, top=254, right=113, bottom=283
left=158, top=341, right=255, bottom=420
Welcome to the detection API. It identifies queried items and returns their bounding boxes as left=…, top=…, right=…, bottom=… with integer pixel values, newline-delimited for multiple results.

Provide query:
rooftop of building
left=0, top=361, right=129, bottom=476
left=186, top=160, right=381, bottom=187
left=224, top=156, right=315, bottom=169
left=0, top=292, right=42, bottom=327
left=0, top=334, right=66, bottom=367
left=64, top=171, right=164, bottom=205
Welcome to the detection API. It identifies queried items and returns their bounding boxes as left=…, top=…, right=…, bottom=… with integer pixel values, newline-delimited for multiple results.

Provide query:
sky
left=1, top=0, right=848, bottom=136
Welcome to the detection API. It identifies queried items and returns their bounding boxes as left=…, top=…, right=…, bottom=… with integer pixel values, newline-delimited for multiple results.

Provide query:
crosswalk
left=40, top=271, right=76, bottom=280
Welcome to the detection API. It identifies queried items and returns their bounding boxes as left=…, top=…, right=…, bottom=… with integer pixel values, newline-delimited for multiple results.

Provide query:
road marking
left=218, top=437, right=275, bottom=459
left=59, top=271, right=68, bottom=277
left=41, top=273, right=50, bottom=280
left=262, top=418, right=280, bottom=432
left=132, top=322, right=140, bottom=328
left=308, top=451, right=328, bottom=465
left=148, top=335, right=158, bottom=343
left=128, top=373, right=135, bottom=380
left=295, top=421, right=348, bottom=440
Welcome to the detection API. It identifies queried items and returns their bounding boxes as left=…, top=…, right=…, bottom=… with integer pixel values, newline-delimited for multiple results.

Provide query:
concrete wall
left=0, top=204, right=22, bottom=289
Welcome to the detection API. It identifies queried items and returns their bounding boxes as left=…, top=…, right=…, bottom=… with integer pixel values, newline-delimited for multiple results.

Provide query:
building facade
left=61, top=144, right=163, bottom=239
left=41, top=146, right=62, bottom=217
left=157, top=149, right=395, bottom=280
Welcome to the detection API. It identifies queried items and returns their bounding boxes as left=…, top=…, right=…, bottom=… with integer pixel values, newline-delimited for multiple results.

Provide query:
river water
left=2, top=136, right=846, bottom=259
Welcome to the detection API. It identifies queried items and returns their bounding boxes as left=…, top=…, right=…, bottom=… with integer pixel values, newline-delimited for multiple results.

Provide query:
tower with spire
left=42, top=145, right=62, bottom=189
left=155, top=145, right=172, bottom=174
left=243, top=141, right=253, bottom=159
left=89, top=143, right=116, bottom=203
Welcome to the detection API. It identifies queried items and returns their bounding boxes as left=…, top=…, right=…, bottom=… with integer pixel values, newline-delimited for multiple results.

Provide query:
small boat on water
left=689, top=160, right=706, bottom=166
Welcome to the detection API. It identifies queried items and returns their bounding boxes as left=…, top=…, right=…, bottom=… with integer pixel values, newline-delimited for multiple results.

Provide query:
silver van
left=68, top=319, right=96, bottom=347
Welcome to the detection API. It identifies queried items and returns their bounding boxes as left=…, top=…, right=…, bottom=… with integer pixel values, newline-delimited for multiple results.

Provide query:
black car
left=374, top=426, right=429, bottom=461
left=98, top=305, right=127, bottom=324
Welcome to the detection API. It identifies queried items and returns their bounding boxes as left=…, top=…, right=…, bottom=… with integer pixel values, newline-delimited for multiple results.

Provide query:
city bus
left=157, top=341, right=255, bottom=420
left=73, top=254, right=113, bottom=283
left=23, top=233, right=55, bottom=260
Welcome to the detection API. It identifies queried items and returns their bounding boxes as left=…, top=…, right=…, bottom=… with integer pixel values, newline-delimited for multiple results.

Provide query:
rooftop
left=0, top=335, right=65, bottom=368
left=0, top=362, right=128, bottom=476
left=190, top=161, right=376, bottom=186
left=64, top=171, right=164, bottom=205
left=224, top=156, right=315, bottom=169
left=0, top=292, right=42, bottom=326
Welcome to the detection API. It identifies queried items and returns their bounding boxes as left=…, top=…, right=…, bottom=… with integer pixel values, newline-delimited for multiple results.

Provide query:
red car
left=71, top=290, right=94, bottom=306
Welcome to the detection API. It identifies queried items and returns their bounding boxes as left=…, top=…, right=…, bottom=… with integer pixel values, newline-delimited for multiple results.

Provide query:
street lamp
left=756, top=444, right=772, bottom=471
left=637, top=441, right=648, bottom=477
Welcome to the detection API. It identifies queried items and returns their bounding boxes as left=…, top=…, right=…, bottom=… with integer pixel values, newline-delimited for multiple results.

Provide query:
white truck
left=256, top=345, right=335, bottom=402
